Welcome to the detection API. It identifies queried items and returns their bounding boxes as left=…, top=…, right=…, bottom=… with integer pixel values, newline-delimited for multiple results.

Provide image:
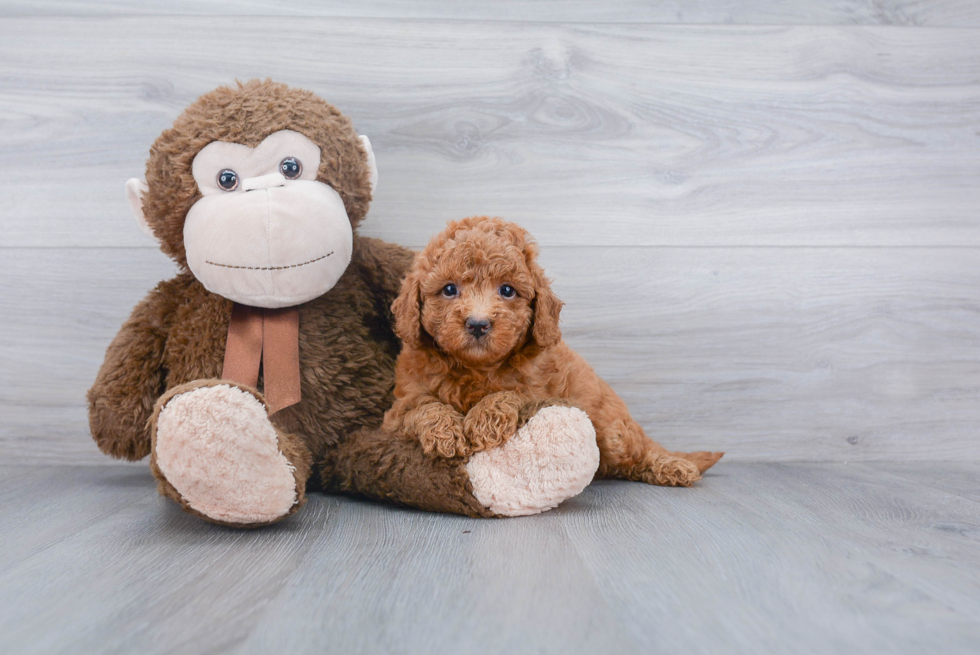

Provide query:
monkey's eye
left=280, top=157, right=302, bottom=180
left=216, top=169, right=239, bottom=191
left=441, top=284, right=459, bottom=298
left=498, top=284, right=516, bottom=299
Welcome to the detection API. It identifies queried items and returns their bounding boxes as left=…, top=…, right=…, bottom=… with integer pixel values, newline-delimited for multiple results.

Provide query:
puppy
left=383, top=217, right=723, bottom=486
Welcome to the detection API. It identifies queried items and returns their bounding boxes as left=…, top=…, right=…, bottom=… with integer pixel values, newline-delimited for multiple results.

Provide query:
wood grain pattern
left=566, top=463, right=980, bottom=654
left=1, top=9, right=977, bottom=465
left=1, top=463, right=978, bottom=654
left=3, top=246, right=978, bottom=464
left=3, top=0, right=980, bottom=26
left=237, top=495, right=639, bottom=654
left=2, top=19, right=979, bottom=248
left=864, top=461, right=980, bottom=502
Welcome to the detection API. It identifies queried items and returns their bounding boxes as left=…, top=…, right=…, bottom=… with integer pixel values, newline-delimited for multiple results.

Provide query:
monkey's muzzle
left=183, top=180, right=353, bottom=308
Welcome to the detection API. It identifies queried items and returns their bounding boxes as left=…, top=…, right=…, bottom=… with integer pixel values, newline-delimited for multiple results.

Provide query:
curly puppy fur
left=384, top=217, right=723, bottom=487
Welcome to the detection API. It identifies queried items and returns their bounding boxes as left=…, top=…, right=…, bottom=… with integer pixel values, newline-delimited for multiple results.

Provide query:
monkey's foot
left=466, top=405, right=599, bottom=517
left=150, top=381, right=307, bottom=527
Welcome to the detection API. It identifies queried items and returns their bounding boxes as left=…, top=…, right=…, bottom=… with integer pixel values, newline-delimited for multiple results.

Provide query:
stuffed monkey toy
left=88, top=80, right=600, bottom=527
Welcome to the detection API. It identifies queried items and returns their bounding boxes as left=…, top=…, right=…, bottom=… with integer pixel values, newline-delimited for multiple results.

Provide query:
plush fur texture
left=89, top=81, right=594, bottom=525
left=385, top=216, right=724, bottom=486
left=466, top=405, right=600, bottom=516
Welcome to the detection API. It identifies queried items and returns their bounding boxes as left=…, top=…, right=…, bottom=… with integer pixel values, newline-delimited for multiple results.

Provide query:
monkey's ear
left=125, top=178, right=155, bottom=239
left=358, top=135, right=378, bottom=194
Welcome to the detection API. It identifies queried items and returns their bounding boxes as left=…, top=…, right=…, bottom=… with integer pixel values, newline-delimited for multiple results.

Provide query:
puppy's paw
left=420, top=427, right=470, bottom=459
left=410, top=403, right=469, bottom=458
left=647, top=455, right=703, bottom=487
left=463, top=391, right=523, bottom=454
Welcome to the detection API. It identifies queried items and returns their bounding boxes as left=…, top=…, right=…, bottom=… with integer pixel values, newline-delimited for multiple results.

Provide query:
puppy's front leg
left=385, top=399, right=468, bottom=458
left=463, top=391, right=525, bottom=454
left=411, top=403, right=469, bottom=458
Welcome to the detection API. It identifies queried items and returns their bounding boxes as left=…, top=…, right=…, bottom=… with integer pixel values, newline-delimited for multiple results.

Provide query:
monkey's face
left=183, top=129, right=353, bottom=308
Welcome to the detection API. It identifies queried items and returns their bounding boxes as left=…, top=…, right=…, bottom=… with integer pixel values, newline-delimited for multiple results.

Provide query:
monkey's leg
left=320, top=427, right=496, bottom=518
left=149, top=380, right=312, bottom=528
left=321, top=400, right=599, bottom=518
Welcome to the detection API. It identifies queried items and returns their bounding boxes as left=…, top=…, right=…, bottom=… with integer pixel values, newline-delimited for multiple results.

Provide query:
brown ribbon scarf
left=222, top=303, right=301, bottom=414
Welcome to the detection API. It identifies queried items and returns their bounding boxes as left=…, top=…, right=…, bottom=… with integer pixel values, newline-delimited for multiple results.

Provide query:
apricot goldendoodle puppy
left=383, top=216, right=723, bottom=487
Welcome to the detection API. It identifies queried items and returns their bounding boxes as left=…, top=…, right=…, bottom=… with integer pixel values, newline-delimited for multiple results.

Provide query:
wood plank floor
left=2, top=462, right=978, bottom=654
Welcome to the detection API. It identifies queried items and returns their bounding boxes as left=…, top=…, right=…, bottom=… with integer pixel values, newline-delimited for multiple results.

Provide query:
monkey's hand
left=87, top=281, right=175, bottom=461
left=463, top=391, right=524, bottom=454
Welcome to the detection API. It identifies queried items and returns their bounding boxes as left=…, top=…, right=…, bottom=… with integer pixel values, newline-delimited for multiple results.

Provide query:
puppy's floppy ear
left=391, top=266, right=424, bottom=350
left=526, top=243, right=563, bottom=349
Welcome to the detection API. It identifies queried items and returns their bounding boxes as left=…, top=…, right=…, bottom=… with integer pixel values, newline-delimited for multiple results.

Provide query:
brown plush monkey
left=88, top=80, right=600, bottom=527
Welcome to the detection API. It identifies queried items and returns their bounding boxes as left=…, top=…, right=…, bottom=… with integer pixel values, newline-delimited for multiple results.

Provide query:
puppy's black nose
left=466, top=317, right=492, bottom=338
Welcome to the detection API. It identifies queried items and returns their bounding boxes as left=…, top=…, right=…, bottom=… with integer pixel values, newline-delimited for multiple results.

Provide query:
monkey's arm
left=351, top=236, right=416, bottom=315
left=87, top=281, right=177, bottom=461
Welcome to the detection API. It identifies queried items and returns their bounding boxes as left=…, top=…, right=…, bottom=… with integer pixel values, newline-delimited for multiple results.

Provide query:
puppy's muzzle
left=466, top=317, right=492, bottom=339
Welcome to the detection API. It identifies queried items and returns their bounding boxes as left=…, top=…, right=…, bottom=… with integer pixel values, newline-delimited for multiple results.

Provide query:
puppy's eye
left=498, top=284, right=516, bottom=299
left=280, top=157, right=302, bottom=180
left=217, top=169, right=239, bottom=191
left=441, top=284, right=459, bottom=298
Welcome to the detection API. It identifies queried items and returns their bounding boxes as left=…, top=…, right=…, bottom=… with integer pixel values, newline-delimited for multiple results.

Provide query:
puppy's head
left=392, top=217, right=562, bottom=366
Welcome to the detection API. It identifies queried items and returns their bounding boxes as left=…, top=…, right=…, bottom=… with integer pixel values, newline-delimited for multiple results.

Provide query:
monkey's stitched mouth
left=205, top=252, right=333, bottom=271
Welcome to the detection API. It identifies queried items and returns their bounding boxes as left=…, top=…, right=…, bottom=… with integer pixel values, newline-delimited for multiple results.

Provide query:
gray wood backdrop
left=2, top=1, right=979, bottom=464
